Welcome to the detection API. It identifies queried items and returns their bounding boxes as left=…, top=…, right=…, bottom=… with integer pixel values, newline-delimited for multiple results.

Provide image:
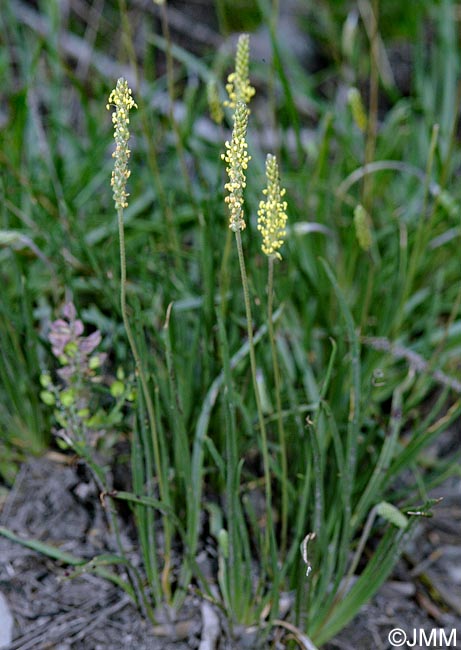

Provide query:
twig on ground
left=362, top=336, right=461, bottom=393
left=198, top=600, right=220, bottom=650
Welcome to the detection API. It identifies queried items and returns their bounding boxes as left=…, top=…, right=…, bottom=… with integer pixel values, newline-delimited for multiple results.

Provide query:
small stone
left=0, top=591, right=13, bottom=649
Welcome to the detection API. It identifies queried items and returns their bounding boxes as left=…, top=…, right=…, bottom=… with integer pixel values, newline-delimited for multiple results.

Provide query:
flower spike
left=106, top=78, right=137, bottom=209
left=224, top=34, right=256, bottom=109
left=222, top=101, right=251, bottom=232
left=257, top=154, right=288, bottom=260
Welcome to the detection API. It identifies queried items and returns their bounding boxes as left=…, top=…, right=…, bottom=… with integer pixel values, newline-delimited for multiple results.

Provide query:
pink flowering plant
left=40, top=302, right=134, bottom=451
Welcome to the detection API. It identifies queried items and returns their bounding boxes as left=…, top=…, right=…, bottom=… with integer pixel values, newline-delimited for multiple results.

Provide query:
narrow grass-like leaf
left=0, top=525, right=135, bottom=600
left=311, top=521, right=417, bottom=645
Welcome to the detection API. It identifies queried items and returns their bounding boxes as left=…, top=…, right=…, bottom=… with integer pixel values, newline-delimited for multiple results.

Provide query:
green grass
left=1, top=0, right=461, bottom=646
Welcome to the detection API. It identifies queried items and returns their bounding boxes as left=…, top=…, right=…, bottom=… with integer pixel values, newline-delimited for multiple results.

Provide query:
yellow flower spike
left=224, top=34, right=256, bottom=109
left=222, top=101, right=251, bottom=232
left=106, top=78, right=138, bottom=210
left=257, top=154, right=288, bottom=260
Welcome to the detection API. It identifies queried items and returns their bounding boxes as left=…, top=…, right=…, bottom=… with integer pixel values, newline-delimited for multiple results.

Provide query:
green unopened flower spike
left=106, top=78, right=137, bottom=209
left=221, top=101, right=251, bottom=232
left=348, top=87, right=367, bottom=132
left=207, top=79, right=224, bottom=125
left=224, top=34, right=256, bottom=109
left=354, top=204, right=372, bottom=251
left=257, top=154, right=288, bottom=260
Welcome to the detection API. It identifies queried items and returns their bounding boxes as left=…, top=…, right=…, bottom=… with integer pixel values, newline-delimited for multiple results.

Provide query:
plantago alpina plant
left=222, top=100, right=277, bottom=611
left=257, top=153, right=288, bottom=554
left=107, top=78, right=170, bottom=603
left=4, top=8, right=461, bottom=649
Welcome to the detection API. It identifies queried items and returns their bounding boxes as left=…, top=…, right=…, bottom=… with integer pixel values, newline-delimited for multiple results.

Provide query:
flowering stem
left=234, top=229, right=274, bottom=559
left=86, top=451, right=155, bottom=623
left=117, top=205, right=170, bottom=603
left=219, top=227, right=233, bottom=318
left=268, top=255, right=288, bottom=557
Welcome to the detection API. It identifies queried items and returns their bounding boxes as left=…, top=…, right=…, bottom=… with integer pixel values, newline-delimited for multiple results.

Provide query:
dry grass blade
left=272, top=619, right=319, bottom=650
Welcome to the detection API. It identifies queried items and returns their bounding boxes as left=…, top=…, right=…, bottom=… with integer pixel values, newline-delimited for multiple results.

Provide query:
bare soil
left=0, top=455, right=460, bottom=650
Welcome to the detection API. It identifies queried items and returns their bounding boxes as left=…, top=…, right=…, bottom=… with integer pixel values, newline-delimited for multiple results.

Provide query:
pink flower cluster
left=48, top=302, right=106, bottom=383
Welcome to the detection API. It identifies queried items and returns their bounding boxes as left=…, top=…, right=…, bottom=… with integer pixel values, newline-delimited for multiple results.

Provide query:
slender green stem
left=77, top=443, right=156, bottom=623
left=117, top=206, right=172, bottom=602
left=359, top=264, right=375, bottom=331
left=357, top=0, right=379, bottom=321
left=133, top=388, right=161, bottom=603
left=219, top=227, right=233, bottom=319
left=217, top=310, right=247, bottom=621
left=362, top=0, right=379, bottom=214
left=234, top=230, right=273, bottom=557
left=394, top=123, right=439, bottom=335
left=267, top=256, right=287, bottom=557
left=405, top=123, right=439, bottom=296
